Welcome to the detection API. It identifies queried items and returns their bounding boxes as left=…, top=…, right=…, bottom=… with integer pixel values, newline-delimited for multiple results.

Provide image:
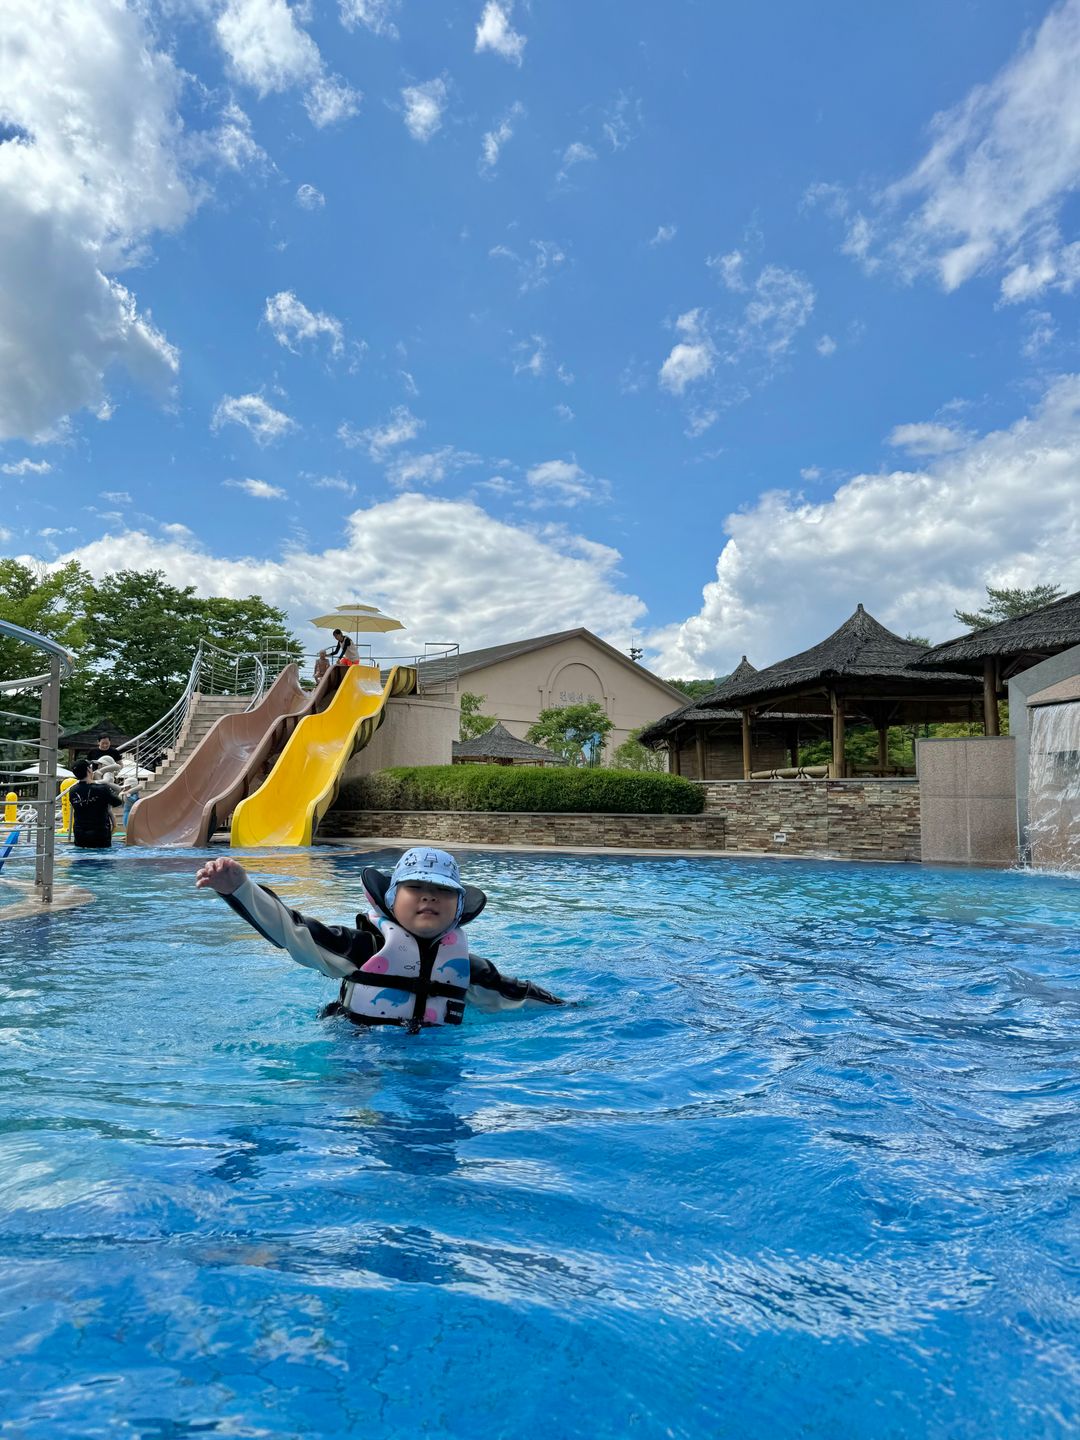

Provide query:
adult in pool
left=195, top=845, right=564, bottom=1032
left=69, top=758, right=123, bottom=849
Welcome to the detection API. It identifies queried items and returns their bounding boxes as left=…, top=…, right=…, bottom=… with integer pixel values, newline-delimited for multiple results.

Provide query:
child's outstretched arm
left=195, top=856, right=376, bottom=979
left=467, top=954, right=564, bottom=1011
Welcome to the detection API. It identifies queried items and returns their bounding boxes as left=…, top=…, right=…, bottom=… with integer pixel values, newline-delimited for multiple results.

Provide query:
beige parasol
left=309, top=602, right=405, bottom=643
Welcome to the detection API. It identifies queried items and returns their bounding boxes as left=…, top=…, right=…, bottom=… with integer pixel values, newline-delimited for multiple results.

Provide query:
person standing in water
left=69, top=759, right=123, bottom=849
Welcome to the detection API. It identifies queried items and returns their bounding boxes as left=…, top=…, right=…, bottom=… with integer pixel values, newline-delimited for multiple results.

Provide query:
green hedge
left=347, top=765, right=705, bottom=815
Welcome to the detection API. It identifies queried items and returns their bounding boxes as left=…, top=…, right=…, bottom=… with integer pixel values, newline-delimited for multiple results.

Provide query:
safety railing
left=262, top=642, right=460, bottom=696
left=120, top=639, right=267, bottom=775
left=0, top=618, right=76, bottom=905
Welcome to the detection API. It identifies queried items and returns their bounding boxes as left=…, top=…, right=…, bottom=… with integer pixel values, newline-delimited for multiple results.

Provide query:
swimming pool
left=2, top=846, right=1079, bottom=1438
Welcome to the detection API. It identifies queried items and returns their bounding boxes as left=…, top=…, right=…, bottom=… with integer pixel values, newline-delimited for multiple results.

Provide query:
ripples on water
left=1, top=846, right=1079, bottom=1438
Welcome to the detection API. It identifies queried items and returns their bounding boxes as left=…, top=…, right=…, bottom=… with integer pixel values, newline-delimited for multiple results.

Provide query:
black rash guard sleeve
left=467, top=953, right=564, bottom=1009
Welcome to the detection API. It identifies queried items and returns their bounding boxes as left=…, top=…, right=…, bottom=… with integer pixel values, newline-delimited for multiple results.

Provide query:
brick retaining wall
left=320, top=809, right=728, bottom=850
left=697, top=779, right=921, bottom=861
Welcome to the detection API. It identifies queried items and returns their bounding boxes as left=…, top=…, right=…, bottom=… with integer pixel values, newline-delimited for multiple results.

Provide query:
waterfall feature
left=1027, top=700, right=1080, bottom=872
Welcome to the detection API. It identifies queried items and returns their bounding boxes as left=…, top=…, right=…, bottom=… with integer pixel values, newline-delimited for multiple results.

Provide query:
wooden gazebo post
left=830, top=692, right=845, bottom=779
left=982, top=658, right=1000, bottom=736
left=695, top=730, right=707, bottom=780
left=741, top=709, right=752, bottom=780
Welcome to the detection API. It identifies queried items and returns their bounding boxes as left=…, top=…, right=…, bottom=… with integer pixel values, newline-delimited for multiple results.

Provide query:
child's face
left=392, top=881, right=458, bottom=938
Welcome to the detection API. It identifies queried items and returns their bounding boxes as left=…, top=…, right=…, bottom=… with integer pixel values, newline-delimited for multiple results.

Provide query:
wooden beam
left=741, top=710, right=752, bottom=780
left=695, top=729, right=707, bottom=781
left=877, top=725, right=889, bottom=774
left=669, top=738, right=680, bottom=775
left=788, top=723, right=799, bottom=767
left=983, top=658, right=1000, bottom=736
left=830, top=693, right=845, bottom=779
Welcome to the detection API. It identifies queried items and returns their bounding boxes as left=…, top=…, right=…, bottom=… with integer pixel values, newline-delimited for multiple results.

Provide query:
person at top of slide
left=329, top=628, right=359, bottom=665
left=195, top=846, right=564, bottom=1032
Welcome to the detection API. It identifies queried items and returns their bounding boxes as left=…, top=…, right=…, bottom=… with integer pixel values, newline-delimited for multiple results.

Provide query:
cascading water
left=1027, top=699, right=1080, bottom=872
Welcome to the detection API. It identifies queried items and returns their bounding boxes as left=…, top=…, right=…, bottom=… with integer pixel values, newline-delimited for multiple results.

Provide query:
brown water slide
left=126, top=665, right=343, bottom=847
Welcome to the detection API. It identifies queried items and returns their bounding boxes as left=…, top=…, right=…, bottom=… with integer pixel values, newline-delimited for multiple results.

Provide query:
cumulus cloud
left=212, top=393, right=296, bottom=445
left=0, top=0, right=188, bottom=441
left=526, top=459, right=610, bottom=507
left=737, top=265, right=816, bottom=359
left=489, top=239, right=568, bottom=293
left=887, top=421, right=971, bottom=456
left=225, top=477, right=287, bottom=499
left=295, top=183, right=325, bottom=210
left=708, top=250, right=746, bottom=290
left=304, top=74, right=361, bottom=128
left=339, top=405, right=423, bottom=459
left=1, top=459, right=52, bottom=476
left=36, top=494, right=646, bottom=655
left=215, top=0, right=359, bottom=128
left=264, top=292, right=344, bottom=358
left=401, top=79, right=448, bottom=142
left=816, top=334, right=837, bottom=357
left=479, top=101, right=525, bottom=176
left=339, top=0, right=400, bottom=38
left=645, top=374, right=1080, bottom=675
left=659, top=310, right=715, bottom=394
left=475, top=2, right=526, bottom=65
left=211, top=103, right=269, bottom=172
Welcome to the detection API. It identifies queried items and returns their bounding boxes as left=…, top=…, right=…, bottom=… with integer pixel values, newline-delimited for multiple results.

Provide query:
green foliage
left=525, top=701, right=613, bottom=765
left=350, top=765, right=704, bottom=814
left=904, top=633, right=931, bottom=647
left=0, top=559, right=93, bottom=724
left=610, top=726, right=667, bottom=772
left=666, top=677, right=723, bottom=699
left=459, top=691, right=498, bottom=741
left=954, top=583, right=1064, bottom=632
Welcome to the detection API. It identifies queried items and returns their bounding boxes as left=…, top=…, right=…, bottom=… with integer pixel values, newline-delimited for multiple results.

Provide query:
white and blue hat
left=389, top=847, right=465, bottom=894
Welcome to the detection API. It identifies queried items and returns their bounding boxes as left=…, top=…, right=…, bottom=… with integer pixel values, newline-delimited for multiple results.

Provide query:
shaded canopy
left=697, top=605, right=981, bottom=724
left=639, top=658, right=761, bottom=748
left=914, top=589, right=1080, bottom=676
left=58, top=718, right=132, bottom=750
left=452, top=722, right=567, bottom=765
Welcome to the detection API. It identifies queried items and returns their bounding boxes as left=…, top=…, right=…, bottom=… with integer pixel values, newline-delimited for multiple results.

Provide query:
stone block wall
left=320, top=809, right=728, bottom=850
left=697, top=778, right=921, bottom=861
left=917, top=736, right=1016, bottom=866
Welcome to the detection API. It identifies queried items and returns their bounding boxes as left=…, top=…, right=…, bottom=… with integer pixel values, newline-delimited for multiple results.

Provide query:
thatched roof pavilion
left=914, top=589, right=1080, bottom=735
left=696, top=605, right=982, bottom=778
left=452, top=722, right=567, bottom=766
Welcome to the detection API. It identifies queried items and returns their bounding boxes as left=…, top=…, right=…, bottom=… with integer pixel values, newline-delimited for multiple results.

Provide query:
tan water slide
left=126, top=665, right=342, bottom=847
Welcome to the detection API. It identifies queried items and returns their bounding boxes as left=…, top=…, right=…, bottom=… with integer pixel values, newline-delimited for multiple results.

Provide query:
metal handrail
left=120, top=639, right=267, bottom=773
left=0, top=619, right=75, bottom=678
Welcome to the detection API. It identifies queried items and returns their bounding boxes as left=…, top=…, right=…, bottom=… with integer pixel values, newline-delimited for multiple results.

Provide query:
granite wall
left=696, top=778, right=921, bottom=861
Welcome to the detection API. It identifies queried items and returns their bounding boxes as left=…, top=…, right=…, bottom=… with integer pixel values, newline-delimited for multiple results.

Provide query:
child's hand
left=195, top=857, right=247, bottom=895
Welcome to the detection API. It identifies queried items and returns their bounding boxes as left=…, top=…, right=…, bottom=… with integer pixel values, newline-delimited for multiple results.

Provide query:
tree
left=526, top=701, right=613, bottom=766
left=955, top=583, right=1064, bottom=632
left=459, top=691, right=497, bottom=741
left=666, top=677, right=723, bottom=699
left=610, top=726, right=666, bottom=772
left=0, top=559, right=93, bottom=724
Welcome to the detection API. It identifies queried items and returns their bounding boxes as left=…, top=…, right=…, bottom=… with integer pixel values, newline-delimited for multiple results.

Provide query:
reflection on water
left=1, top=845, right=1079, bottom=1438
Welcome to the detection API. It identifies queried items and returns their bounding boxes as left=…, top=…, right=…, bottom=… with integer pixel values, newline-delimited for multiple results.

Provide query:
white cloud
left=160, top=522, right=195, bottom=540
left=0, top=0, right=188, bottom=441
left=296, top=183, right=325, bottom=210
left=215, top=0, right=321, bottom=94
left=737, top=265, right=815, bottom=359
left=512, top=336, right=550, bottom=378
left=601, top=93, right=640, bottom=152
left=385, top=447, right=480, bottom=488
left=475, top=2, right=526, bottom=65
left=645, top=374, right=1080, bottom=675
left=37, top=494, right=646, bottom=654
left=555, top=403, right=575, bottom=422
left=340, top=405, right=423, bottom=459
left=401, top=79, right=448, bottom=142
left=225, top=477, right=287, bottom=500
left=707, top=250, right=746, bottom=291
left=304, top=73, right=361, bottom=129
left=1022, top=309, right=1056, bottom=358
left=212, top=394, right=296, bottom=445
left=99, top=490, right=131, bottom=504
left=1, top=459, right=52, bottom=476
left=264, top=291, right=344, bottom=358
left=649, top=224, right=677, bottom=247
left=887, top=422, right=970, bottom=456
left=211, top=103, right=269, bottom=172
left=800, top=466, right=821, bottom=481
left=816, top=334, right=837, bottom=357
left=685, top=408, right=718, bottom=438
left=846, top=0, right=1080, bottom=299
left=479, top=102, right=525, bottom=176
left=490, top=239, right=568, bottom=293
left=526, top=459, right=610, bottom=508
left=556, top=141, right=597, bottom=185
left=312, top=475, right=356, bottom=496
left=659, top=309, right=715, bottom=394
left=339, top=0, right=400, bottom=38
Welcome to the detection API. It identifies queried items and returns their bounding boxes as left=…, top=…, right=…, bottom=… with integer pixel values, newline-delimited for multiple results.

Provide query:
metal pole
left=34, top=654, right=61, bottom=904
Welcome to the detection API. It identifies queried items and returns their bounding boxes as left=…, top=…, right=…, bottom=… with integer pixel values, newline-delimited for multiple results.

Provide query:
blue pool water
left=2, top=846, right=1080, bottom=1439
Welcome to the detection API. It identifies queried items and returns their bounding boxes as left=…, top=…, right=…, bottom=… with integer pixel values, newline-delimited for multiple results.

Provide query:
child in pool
left=195, top=846, right=563, bottom=1031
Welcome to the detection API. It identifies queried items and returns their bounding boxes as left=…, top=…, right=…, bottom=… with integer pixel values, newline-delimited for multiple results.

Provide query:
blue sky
left=2, top=0, right=1080, bottom=676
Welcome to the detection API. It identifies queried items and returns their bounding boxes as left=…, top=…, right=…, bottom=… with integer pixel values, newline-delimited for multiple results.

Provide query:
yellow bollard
left=3, top=792, right=16, bottom=825
left=60, top=777, right=75, bottom=836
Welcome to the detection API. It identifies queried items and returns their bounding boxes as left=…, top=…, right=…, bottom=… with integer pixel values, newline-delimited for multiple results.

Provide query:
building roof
left=914, top=589, right=1080, bottom=673
left=417, top=626, right=689, bottom=702
left=637, top=658, right=759, bottom=746
left=452, top=722, right=568, bottom=763
left=58, top=718, right=132, bottom=748
left=694, top=605, right=980, bottom=721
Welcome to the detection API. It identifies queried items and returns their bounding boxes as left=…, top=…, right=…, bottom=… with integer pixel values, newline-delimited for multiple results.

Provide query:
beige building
left=421, top=628, right=688, bottom=763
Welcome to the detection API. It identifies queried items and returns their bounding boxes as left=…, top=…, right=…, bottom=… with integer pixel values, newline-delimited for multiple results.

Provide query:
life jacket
left=337, top=868, right=484, bottom=1030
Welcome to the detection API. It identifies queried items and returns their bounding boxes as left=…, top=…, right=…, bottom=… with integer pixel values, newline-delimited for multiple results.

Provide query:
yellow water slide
left=230, top=662, right=416, bottom=847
